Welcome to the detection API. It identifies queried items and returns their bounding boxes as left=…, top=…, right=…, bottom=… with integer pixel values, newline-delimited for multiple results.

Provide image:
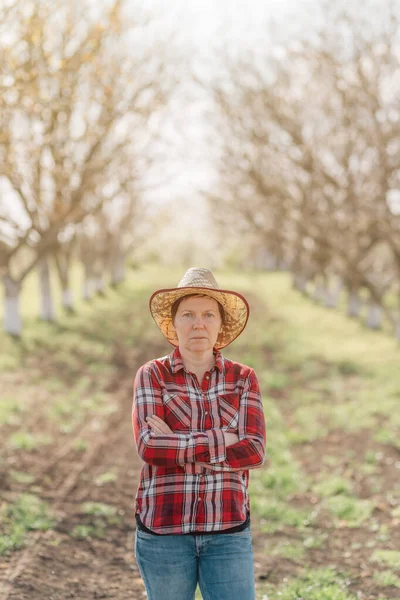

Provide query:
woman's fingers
left=148, top=423, right=162, bottom=432
left=146, top=416, right=164, bottom=426
left=148, top=424, right=162, bottom=433
left=146, top=417, right=161, bottom=432
left=196, top=462, right=214, bottom=470
left=147, top=415, right=164, bottom=423
left=146, top=416, right=173, bottom=434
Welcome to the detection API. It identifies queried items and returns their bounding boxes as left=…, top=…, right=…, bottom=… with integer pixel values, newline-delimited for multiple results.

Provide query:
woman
left=132, top=267, right=266, bottom=600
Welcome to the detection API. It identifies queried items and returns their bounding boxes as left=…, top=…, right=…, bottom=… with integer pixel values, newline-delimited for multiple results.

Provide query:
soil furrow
left=0, top=375, right=146, bottom=600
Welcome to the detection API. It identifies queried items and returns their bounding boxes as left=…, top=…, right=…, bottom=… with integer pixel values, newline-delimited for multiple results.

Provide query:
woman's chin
left=188, top=339, right=213, bottom=350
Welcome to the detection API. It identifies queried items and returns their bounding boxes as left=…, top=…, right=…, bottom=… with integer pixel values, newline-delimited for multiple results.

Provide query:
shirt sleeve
left=132, top=362, right=226, bottom=467
left=203, top=368, right=266, bottom=472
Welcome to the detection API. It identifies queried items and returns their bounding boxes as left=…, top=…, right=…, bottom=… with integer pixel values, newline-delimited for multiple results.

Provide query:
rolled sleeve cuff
left=206, top=429, right=226, bottom=464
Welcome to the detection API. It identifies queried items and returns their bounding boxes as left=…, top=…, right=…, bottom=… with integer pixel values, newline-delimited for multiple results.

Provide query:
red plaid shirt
left=132, top=346, right=266, bottom=535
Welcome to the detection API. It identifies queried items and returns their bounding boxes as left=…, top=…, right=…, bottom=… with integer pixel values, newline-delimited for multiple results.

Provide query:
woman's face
left=171, top=296, right=222, bottom=353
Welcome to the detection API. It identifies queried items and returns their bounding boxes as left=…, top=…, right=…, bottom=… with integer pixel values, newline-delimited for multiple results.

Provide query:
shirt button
left=205, top=375, right=210, bottom=380
left=204, top=411, right=208, bottom=415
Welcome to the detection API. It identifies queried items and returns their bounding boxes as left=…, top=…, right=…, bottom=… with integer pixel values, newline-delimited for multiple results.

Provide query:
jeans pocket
left=136, top=527, right=158, bottom=539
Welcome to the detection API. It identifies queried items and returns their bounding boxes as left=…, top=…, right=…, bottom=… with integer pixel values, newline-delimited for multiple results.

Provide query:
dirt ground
left=0, top=360, right=279, bottom=600
left=0, top=340, right=399, bottom=600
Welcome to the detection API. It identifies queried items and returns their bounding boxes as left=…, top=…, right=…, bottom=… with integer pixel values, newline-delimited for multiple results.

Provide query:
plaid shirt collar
left=169, top=345, right=225, bottom=374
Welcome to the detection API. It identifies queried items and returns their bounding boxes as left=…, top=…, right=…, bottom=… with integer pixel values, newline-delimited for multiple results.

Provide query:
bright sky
left=3, top=0, right=392, bottom=265
left=137, top=0, right=323, bottom=265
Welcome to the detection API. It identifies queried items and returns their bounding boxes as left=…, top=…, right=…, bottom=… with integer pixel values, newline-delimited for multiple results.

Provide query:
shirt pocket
left=217, top=393, right=240, bottom=430
left=163, top=393, right=192, bottom=431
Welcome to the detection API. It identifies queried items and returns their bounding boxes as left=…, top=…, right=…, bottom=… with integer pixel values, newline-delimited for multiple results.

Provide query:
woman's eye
left=181, top=312, right=214, bottom=318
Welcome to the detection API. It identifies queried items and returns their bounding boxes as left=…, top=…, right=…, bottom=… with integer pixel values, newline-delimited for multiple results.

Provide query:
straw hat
left=149, top=267, right=250, bottom=349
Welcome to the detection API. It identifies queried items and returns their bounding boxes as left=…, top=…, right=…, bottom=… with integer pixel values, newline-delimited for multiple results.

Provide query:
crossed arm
left=132, top=362, right=266, bottom=473
left=146, top=414, right=241, bottom=471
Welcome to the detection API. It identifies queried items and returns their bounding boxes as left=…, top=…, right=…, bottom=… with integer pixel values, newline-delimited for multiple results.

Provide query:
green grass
left=261, top=370, right=290, bottom=391
left=94, top=471, right=118, bottom=486
left=71, top=501, right=123, bottom=540
left=80, top=502, right=118, bottom=518
left=8, top=431, right=53, bottom=451
left=373, top=570, right=400, bottom=588
left=249, top=271, right=399, bottom=365
left=47, top=389, right=116, bottom=435
left=247, top=273, right=400, bottom=464
left=0, top=272, right=148, bottom=452
left=302, top=532, right=329, bottom=549
left=8, top=470, right=36, bottom=484
left=255, top=566, right=359, bottom=600
left=272, top=566, right=356, bottom=600
left=271, top=539, right=306, bottom=560
left=1, top=265, right=400, bottom=600
left=370, top=550, right=400, bottom=571
left=0, top=493, right=56, bottom=555
left=313, top=475, right=354, bottom=498
left=72, top=439, right=89, bottom=452
left=323, top=495, right=375, bottom=528
left=0, top=398, right=26, bottom=426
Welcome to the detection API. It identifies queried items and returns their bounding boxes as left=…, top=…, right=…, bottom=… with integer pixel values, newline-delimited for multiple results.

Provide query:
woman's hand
left=223, top=431, right=239, bottom=447
left=194, top=462, right=214, bottom=470
left=196, top=432, right=239, bottom=471
left=146, top=416, right=239, bottom=471
left=146, top=416, right=238, bottom=446
left=146, top=416, right=214, bottom=471
left=146, top=415, right=174, bottom=434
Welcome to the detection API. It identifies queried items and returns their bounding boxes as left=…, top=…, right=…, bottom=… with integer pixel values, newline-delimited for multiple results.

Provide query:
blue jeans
left=134, top=525, right=256, bottom=600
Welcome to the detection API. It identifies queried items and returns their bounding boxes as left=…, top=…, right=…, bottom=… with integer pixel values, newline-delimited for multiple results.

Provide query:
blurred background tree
left=0, top=0, right=177, bottom=334
left=201, top=1, right=400, bottom=339
left=1, top=0, right=400, bottom=340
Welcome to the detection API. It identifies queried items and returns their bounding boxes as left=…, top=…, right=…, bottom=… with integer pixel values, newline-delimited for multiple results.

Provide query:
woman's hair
left=171, top=294, right=225, bottom=325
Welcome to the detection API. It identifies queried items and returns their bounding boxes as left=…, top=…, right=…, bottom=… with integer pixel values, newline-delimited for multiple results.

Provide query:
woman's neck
left=179, top=347, right=216, bottom=374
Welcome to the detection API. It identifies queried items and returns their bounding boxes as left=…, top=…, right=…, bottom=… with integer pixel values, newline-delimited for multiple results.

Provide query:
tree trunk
left=347, top=289, right=362, bottom=317
left=395, top=318, right=400, bottom=342
left=3, top=275, right=22, bottom=336
left=324, top=278, right=343, bottom=308
left=365, top=299, right=382, bottom=329
left=95, top=275, right=105, bottom=294
left=62, top=289, right=74, bottom=311
left=54, top=253, right=74, bottom=312
left=397, top=293, right=400, bottom=341
left=83, top=278, right=95, bottom=300
left=278, top=258, right=289, bottom=271
left=83, top=264, right=95, bottom=300
left=313, top=280, right=325, bottom=302
left=264, top=251, right=278, bottom=270
left=38, top=257, right=55, bottom=322
left=292, top=273, right=308, bottom=293
left=83, top=279, right=91, bottom=300
left=111, top=254, right=125, bottom=286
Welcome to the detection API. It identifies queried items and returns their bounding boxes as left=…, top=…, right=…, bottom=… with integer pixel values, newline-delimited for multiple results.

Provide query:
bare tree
left=0, top=0, right=175, bottom=335
left=203, top=0, right=400, bottom=339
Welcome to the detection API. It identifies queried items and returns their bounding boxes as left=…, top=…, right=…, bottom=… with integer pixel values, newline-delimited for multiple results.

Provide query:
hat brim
left=149, top=286, right=250, bottom=349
